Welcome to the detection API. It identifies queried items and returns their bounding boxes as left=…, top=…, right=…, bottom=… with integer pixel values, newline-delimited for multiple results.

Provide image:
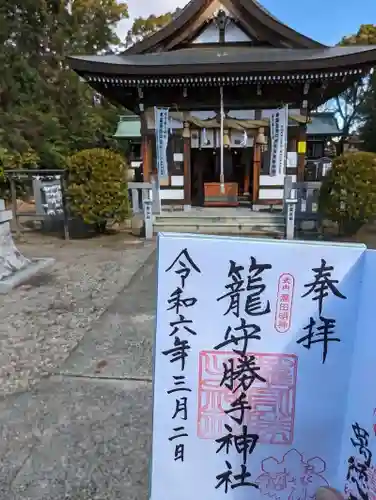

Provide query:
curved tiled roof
left=124, top=0, right=324, bottom=54
left=69, top=45, right=376, bottom=75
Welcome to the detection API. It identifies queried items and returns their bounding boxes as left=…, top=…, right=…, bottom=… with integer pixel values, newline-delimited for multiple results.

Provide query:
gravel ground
left=0, top=232, right=155, bottom=397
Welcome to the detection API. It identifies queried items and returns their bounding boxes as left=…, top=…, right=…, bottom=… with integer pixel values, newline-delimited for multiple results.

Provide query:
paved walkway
left=0, top=251, right=156, bottom=499
left=0, top=234, right=155, bottom=396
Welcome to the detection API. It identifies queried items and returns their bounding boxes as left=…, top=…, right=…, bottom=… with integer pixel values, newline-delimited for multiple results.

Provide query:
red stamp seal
left=197, top=351, right=297, bottom=443
left=274, top=273, right=295, bottom=333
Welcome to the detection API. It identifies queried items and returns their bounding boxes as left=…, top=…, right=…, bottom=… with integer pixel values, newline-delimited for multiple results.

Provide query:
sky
left=117, top=0, right=376, bottom=46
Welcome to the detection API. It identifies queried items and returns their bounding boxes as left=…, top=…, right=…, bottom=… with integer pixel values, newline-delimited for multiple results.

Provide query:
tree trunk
left=95, top=221, right=107, bottom=234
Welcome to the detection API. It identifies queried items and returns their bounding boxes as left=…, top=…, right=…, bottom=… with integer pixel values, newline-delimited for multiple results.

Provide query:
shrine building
left=68, top=0, right=376, bottom=209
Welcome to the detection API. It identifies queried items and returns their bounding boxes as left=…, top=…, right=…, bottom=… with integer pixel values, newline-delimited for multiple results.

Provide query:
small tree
left=319, top=152, right=376, bottom=236
left=359, top=72, right=376, bottom=152
left=322, top=25, right=376, bottom=140
left=67, top=148, right=129, bottom=232
left=124, top=9, right=182, bottom=47
left=0, top=148, right=39, bottom=199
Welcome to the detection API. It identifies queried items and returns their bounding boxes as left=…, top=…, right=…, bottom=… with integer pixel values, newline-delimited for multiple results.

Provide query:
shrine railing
left=304, top=157, right=333, bottom=182
left=128, top=180, right=160, bottom=215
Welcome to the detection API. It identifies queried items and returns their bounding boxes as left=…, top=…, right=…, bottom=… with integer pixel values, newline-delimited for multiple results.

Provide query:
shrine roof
left=113, top=115, right=141, bottom=138
left=69, top=45, right=376, bottom=76
left=112, top=112, right=341, bottom=138
left=308, top=113, right=341, bottom=136
left=124, top=0, right=324, bottom=53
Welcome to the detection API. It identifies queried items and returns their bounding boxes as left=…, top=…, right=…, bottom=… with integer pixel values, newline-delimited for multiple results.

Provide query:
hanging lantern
left=223, top=129, right=231, bottom=148
left=256, top=127, right=268, bottom=152
left=182, top=121, right=191, bottom=139
left=256, top=127, right=267, bottom=145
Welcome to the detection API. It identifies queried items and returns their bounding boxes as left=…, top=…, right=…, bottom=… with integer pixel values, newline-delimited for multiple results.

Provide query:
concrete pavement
left=0, top=251, right=156, bottom=499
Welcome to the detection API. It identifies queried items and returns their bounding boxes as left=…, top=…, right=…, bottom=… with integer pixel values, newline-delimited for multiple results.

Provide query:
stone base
left=0, top=219, right=55, bottom=294
left=299, top=220, right=317, bottom=231
left=131, top=213, right=145, bottom=237
left=0, top=257, right=55, bottom=294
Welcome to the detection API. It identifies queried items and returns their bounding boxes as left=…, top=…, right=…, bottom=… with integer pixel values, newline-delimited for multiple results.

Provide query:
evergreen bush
left=67, top=148, right=129, bottom=232
left=319, top=151, right=376, bottom=236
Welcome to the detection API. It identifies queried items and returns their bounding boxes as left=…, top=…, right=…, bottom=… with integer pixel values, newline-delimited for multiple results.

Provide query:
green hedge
left=67, top=148, right=129, bottom=231
left=319, top=152, right=376, bottom=236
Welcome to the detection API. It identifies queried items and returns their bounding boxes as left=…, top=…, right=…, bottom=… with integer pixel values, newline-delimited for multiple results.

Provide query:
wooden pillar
left=183, top=122, right=191, bottom=209
left=289, top=138, right=297, bottom=152
left=251, top=110, right=263, bottom=203
left=243, top=169, right=250, bottom=196
left=140, top=135, right=149, bottom=181
left=140, top=113, right=152, bottom=182
left=253, top=143, right=261, bottom=203
left=297, top=108, right=308, bottom=182
left=243, top=145, right=251, bottom=196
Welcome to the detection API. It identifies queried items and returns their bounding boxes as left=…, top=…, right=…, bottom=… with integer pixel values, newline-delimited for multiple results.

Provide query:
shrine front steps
left=153, top=212, right=285, bottom=237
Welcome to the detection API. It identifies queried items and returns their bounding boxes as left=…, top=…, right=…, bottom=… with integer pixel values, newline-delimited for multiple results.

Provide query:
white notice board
left=151, top=233, right=376, bottom=500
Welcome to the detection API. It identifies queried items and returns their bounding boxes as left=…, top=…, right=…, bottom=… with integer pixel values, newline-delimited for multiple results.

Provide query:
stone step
left=154, top=215, right=284, bottom=225
left=153, top=217, right=285, bottom=236
left=153, top=225, right=284, bottom=236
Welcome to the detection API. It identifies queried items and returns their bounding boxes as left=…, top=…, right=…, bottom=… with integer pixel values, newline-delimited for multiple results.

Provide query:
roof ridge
left=250, top=0, right=282, bottom=23
left=123, top=0, right=204, bottom=55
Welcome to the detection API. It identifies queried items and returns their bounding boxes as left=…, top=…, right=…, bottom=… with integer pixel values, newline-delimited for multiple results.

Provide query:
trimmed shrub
left=319, top=152, right=376, bottom=236
left=67, top=148, right=129, bottom=232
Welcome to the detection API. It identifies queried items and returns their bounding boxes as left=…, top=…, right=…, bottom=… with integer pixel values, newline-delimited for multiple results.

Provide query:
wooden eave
left=68, top=46, right=376, bottom=77
left=124, top=0, right=325, bottom=54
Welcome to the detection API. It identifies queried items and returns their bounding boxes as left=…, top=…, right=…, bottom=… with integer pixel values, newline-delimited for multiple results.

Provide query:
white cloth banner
left=154, top=107, right=169, bottom=180
left=269, top=106, right=288, bottom=176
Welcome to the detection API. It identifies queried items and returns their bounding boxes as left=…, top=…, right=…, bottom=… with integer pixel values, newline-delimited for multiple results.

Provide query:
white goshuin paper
left=151, top=233, right=376, bottom=500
